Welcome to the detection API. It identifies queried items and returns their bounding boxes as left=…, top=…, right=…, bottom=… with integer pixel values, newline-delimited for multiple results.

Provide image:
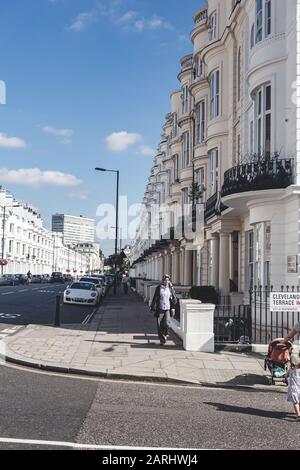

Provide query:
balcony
left=221, top=157, right=294, bottom=198
left=193, top=8, right=207, bottom=26
left=205, top=192, right=228, bottom=222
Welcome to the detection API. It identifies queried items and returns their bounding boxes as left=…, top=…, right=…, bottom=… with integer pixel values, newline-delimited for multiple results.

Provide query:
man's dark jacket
left=150, top=285, right=178, bottom=318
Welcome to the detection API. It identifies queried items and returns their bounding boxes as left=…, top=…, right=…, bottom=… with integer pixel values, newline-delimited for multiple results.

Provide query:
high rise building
left=52, top=214, right=95, bottom=245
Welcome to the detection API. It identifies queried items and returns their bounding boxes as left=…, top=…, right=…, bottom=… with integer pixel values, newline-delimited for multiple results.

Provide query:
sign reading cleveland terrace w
left=270, top=292, right=300, bottom=312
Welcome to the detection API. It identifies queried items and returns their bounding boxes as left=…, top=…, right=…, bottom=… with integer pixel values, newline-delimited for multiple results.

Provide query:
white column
left=183, top=249, right=193, bottom=286
left=219, top=233, right=230, bottom=294
left=209, top=237, right=219, bottom=288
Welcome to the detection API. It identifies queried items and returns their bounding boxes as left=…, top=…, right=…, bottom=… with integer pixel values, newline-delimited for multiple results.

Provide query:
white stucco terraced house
left=0, top=187, right=103, bottom=276
left=130, top=0, right=300, bottom=303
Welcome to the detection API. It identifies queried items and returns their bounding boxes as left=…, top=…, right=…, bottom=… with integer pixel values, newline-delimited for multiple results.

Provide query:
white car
left=79, top=277, right=104, bottom=298
left=63, top=281, right=99, bottom=306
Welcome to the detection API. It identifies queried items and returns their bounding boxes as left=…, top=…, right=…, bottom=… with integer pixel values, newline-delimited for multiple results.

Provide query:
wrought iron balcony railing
left=205, top=192, right=228, bottom=222
left=221, top=157, right=294, bottom=198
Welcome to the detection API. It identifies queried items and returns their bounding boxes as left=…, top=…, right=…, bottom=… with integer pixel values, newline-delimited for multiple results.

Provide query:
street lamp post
left=1, top=203, right=20, bottom=275
left=95, top=167, right=119, bottom=295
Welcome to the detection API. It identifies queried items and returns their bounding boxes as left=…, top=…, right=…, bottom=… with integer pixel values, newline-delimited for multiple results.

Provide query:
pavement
left=1, top=288, right=272, bottom=388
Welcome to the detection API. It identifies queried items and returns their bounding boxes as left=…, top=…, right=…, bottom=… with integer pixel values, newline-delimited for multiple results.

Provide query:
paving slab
left=1, top=289, right=270, bottom=388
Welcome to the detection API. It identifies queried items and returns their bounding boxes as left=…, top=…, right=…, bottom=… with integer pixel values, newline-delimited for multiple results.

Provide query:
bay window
left=181, top=84, right=189, bottom=115
left=256, top=0, right=272, bottom=44
left=209, top=148, right=219, bottom=195
left=173, top=154, right=179, bottom=181
left=195, top=168, right=205, bottom=203
left=182, top=132, right=190, bottom=168
left=210, top=70, right=220, bottom=119
left=196, top=100, right=205, bottom=144
left=209, top=11, right=217, bottom=41
left=254, top=84, right=271, bottom=157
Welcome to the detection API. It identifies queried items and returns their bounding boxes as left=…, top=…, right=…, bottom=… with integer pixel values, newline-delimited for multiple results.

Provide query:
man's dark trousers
left=156, top=309, right=171, bottom=344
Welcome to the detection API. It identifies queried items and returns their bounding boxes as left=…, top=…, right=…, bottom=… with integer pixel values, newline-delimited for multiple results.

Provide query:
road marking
left=0, top=437, right=193, bottom=450
left=18, top=290, right=27, bottom=293
left=82, top=308, right=97, bottom=325
left=0, top=313, right=21, bottom=319
left=1, top=292, right=14, bottom=296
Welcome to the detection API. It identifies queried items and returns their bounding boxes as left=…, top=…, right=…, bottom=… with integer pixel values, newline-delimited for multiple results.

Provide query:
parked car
left=41, top=274, right=50, bottom=283
left=63, top=281, right=99, bottom=306
left=31, top=275, right=43, bottom=284
left=64, top=274, right=74, bottom=284
left=15, top=274, right=29, bottom=285
left=0, top=274, right=20, bottom=286
left=50, top=272, right=65, bottom=283
left=79, top=276, right=103, bottom=299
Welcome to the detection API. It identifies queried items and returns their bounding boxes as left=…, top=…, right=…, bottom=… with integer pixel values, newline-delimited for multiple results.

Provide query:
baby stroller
left=264, top=338, right=293, bottom=385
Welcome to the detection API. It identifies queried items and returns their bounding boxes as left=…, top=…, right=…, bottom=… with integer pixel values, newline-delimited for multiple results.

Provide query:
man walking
left=121, top=273, right=130, bottom=295
left=150, top=275, right=177, bottom=346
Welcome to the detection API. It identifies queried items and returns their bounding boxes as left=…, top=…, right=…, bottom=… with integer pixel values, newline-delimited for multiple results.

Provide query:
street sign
left=0, top=259, right=8, bottom=266
left=270, top=292, right=300, bottom=312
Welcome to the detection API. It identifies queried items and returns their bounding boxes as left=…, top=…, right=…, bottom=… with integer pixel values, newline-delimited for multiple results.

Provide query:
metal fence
left=214, top=285, right=300, bottom=344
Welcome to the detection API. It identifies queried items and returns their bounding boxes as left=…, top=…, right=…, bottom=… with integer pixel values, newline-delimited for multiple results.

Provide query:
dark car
left=15, top=274, right=29, bottom=285
left=50, top=272, right=65, bottom=283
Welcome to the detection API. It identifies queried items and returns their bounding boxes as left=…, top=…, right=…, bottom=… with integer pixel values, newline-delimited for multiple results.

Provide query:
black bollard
left=54, top=295, right=61, bottom=327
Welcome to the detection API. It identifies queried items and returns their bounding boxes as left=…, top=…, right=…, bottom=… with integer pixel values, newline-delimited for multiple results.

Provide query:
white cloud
left=137, top=145, right=155, bottom=157
left=105, top=131, right=142, bottom=152
left=42, top=126, right=74, bottom=144
left=178, top=34, right=189, bottom=43
left=66, top=5, right=173, bottom=34
left=0, top=168, right=82, bottom=186
left=67, top=10, right=98, bottom=32
left=67, top=189, right=89, bottom=200
left=0, top=133, right=26, bottom=149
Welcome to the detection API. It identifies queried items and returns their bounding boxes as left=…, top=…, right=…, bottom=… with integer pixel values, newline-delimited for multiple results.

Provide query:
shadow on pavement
left=204, top=401, right=295, bottom=421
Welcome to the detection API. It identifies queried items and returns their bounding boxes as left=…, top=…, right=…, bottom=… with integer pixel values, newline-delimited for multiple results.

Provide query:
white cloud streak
left=0, top=168, right=82, bottom=186
left=42, top=126, right=74, bottom=144
left=105, top=131, right=142, bottom=152
left=137, top=145, right=155, bottom=156
left=66, top=4, right=173, bottom=34
left=0, top=133, right=26, bottom=149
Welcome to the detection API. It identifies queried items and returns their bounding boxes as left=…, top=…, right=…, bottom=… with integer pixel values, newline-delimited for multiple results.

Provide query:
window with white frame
left=182, top=132, right=190, bottom=168
left=210, top=70, right=220, bottom=119
left=196, top=55, right=204, bottom=78
left=9, top=240, right=13, bottom=253
left=254, top=84, right=271, bottom=156
left=181, top=84, right=189, bottom=114
left=173, top=154, right=179, bottom=181
left=256, top=0, right=271, bottom=44
left=195, top=168, right=205, bottom=203
left=209, top=11, right=217, bottom=41
left=265, top=0, right=271, bottom=37
left=237, top=48, right=241, bottom=102
left=172, top=113, right=178, bottom=138
left=196, top=100, right=205, bottom=144
left=209, top=148, right=219, bottom=195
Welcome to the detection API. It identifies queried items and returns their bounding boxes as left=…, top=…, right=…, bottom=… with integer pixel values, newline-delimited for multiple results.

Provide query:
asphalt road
left=0, top=283, right=100, bottom=327
left=0, top=364, right=298, bottom=451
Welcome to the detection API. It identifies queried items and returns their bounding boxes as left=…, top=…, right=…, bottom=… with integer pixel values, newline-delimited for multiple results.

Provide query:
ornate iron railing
left=204, top=192, right=228, bottom=221
left=221, top=158, right=294, bottom=198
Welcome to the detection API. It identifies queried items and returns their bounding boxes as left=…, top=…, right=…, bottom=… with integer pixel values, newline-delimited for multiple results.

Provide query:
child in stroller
left=264, top=338, right=293, bottom=385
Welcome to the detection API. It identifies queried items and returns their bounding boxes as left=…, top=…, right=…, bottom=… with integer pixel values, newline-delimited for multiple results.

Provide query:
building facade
left=52, top=214, right=95, bottom=245
left=130, top=0, right=299, bottom=301
left=0, top=187, right=103, bottom=275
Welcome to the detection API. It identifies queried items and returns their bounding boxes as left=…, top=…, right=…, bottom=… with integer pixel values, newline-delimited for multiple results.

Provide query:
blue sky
left=0, top=0, right=205, bottom=255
